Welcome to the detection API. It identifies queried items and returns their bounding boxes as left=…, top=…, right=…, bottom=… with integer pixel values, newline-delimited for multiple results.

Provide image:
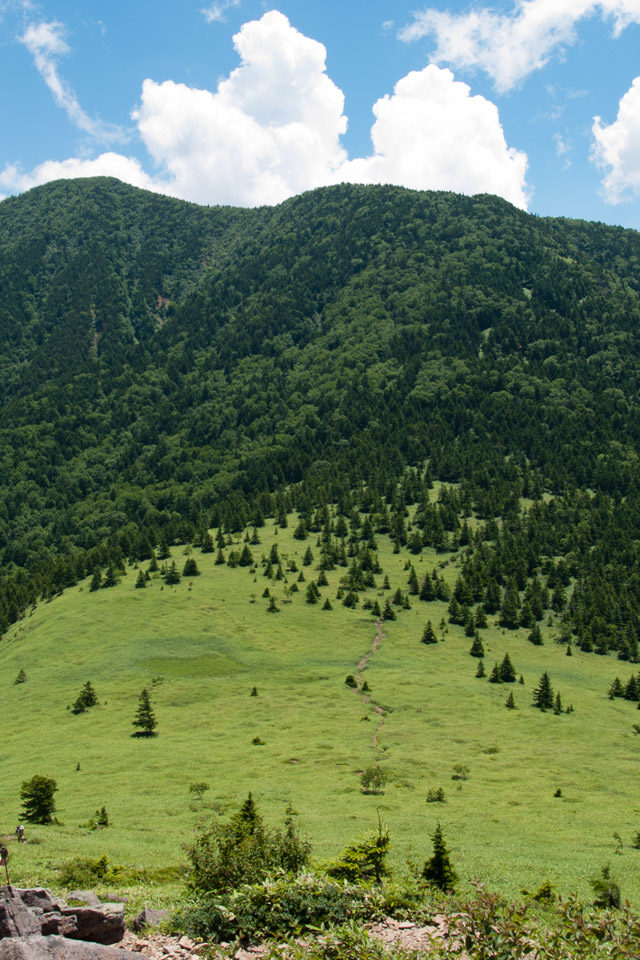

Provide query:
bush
left=325, top=825, right=390, bottom=884
left=360, top=766, right=387, bottom=794
left=185, top=795, right=310, bottom=894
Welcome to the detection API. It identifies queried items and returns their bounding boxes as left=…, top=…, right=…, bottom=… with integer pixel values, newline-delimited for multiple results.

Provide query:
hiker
left=15, top=824, right=24, bottom=843
left=0, top=844, right=9, bottom=887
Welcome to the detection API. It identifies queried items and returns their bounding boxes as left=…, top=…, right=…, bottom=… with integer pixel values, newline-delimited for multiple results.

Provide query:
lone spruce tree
left=132, top=688, right=157, bottom=736
left=422, top=823, right=457, bottom=892
left=532, top=672, right=554, bottom=711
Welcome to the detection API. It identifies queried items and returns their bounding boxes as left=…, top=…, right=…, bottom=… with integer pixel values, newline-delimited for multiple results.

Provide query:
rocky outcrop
left=0, top=888, right=127, bottom=957
left=0, top=935, right=139, bottom=959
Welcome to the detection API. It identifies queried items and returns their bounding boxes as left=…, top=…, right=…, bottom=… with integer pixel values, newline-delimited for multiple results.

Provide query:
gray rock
left=58, top=907, right=124, bottom=946
left=132, top=908, right=169, bottom=933
left=0, top=900, right=43, bottom=939
left=3, top=893, right=62, bottom=915
left=0, top=935, right=139, bottom=959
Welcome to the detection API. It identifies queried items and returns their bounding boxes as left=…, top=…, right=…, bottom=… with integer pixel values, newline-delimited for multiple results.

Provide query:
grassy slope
left=0, top=500, right=638, bottom=906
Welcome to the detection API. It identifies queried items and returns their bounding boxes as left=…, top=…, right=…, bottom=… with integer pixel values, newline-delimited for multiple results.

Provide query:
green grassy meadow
left=1, top=506, right=639, bottom=908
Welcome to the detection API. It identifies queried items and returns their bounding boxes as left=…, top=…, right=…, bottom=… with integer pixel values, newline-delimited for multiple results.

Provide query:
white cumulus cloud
left=400, top=1, right=640, bottom=93
left=592, top=77, right=640, bottom=202
left=339, top=65, right=529, bottom=209
left=3, top=10, right=530, bottom=210
left=0, top=153, right=165, bottom=195
left=19, top=19, right=126, bottom=142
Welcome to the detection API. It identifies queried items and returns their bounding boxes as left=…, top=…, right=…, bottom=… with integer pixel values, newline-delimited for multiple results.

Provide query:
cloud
left=592, top=77, right=640, bottom=202
left=3, top=10, right=529, bottom=210
left=0, top=153, right=166, bottom=195
left=340, top=66, right=529, bottom=208
left=19, top=19, right=126, bottom=142
left=202, top=0, right=240, bottom=24
left=400, top=1, right=640, bottom=93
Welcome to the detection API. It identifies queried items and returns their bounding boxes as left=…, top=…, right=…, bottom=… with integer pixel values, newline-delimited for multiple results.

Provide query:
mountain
left=2, top=177, right=640, bottom=655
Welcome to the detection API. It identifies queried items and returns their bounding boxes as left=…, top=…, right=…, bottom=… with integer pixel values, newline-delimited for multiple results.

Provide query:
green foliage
left=20, top=774, right=58, bottom=824
left=13, top=669, right=27, bottom=684
left=71, top=680, right=98, bottom=715
left=183, top=558, right=200, bottom=577
left=325, top=823, right=390, bottom=884
left=590, top=865, right=621, bottom=909
left=360, top=765, right=387, bottom=794
left=185, top=795, right=311, bottom=894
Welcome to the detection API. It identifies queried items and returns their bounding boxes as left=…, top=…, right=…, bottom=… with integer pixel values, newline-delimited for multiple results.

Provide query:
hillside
left=1, top=178, right=640, bottom=907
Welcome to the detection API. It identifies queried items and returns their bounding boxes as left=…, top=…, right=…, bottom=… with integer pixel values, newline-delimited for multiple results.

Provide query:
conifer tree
left=302, top=547, right=314, bottom=566
left=238, top=544, right=254, bottom=567
left=422, top=823, right=457, bottom=892
left=532, top=672, right=554, bottom=711
left=469, top=635, right=485, bottom=658
left=183, top=558, right=200, bottom=576
left=475, top=605, right=488, bottom=629
left=267, top=596, right=280, bottom=613
left=505, top=692, right=516, bottom=709
left=489, top=663, right=502, bottom=683
left=322, top=598, right=333, bottom=610
left=164, top=561, right=181, bottom=585
left=499, top=653, right=516, bottom=683
left=475, top=660, right=486, bottom=678
left=421, top=621, right=438, bottom=644
left=201, top=531, right=215, bottom=553
left=135, top=569, right=147, bottom=589
left=382, top=600, right=396, bottom=621
left=90, top=568, right=102, bottom=592
left=132, top=688, right=157, bottom=736
left=408, top=567, right=420, bottom=595
left=215, top=549, right=225, bottom=565
left=419, top=575, right=435, bottom=602
left=528, top=624, right=543, bottom=646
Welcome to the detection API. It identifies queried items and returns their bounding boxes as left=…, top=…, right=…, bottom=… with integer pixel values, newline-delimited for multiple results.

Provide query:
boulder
left=0, top=900, right=43, bottom=939
left=0, top=935, right=140, bottom=959
left=58, top=906, right=125, bottom=945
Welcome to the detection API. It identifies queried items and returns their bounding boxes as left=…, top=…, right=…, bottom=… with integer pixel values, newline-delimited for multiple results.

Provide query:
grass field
left=1, top=503, right=639, bottom=910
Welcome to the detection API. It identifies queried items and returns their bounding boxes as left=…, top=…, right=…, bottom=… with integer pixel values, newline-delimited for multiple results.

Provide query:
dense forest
left=2, top=176, right=640, bottom=663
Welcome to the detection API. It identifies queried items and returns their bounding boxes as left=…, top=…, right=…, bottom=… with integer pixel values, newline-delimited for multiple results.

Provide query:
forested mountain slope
left=2, top=177, right=640, bottom=657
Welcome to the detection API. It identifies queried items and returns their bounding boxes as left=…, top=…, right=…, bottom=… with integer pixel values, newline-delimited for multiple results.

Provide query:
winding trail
left=353, top=618, right=386, bottom=749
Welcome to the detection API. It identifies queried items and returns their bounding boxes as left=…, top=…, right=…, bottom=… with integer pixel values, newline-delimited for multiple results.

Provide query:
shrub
left=360, top=766, right=386, bottom=794
left=591, top=864, right=621, bottom=909
left=185, top=795, right=310, bottom=894
left=325, top=824, right=390, bottom=884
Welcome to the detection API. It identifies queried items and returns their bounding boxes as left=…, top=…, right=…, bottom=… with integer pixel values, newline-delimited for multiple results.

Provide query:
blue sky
left=2, top=0, right=640, bottom=227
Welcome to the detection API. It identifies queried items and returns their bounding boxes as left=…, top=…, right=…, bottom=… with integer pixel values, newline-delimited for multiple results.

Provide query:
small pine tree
left=422, top=823, right=457, bottom=892
left=554, top=691, right=563, bottom=715
left=14, top=669, right=27, bottom=685
left=475, top=660, right=486, bottom=678
left=371, top=600, right=381, bottom=617
left=499, top=653, right=516, bottom=683
left=317, top=568, right=329, bottom=587
left=164, top=561, right=181, bottom=585
left=183, top=558, right=200, bottom=577
left=201, top=531, right=215, bottom=553
left=382, top=600, right=396, bottom=621
left=505, top=692, right=516, bottom=709
left=322, top=598, right=333, bottom=610
left=89, top=568, right=102, bottom=592
left=489, top=663, right=502, bottom=683
left=132, top=688, right=157, bottom=736
left=533, top=672, right=554, bottom=711
left=528, top=624, right=543, bottom=646
left=421, top=621, right=438, bottom=645
left=135, top=569, right=147, bottom=589
left=267, top=596, right=280, bottom=613
left=303, top=547, right=314, bottom=566
left=469, top=636, right=485, bottom=658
